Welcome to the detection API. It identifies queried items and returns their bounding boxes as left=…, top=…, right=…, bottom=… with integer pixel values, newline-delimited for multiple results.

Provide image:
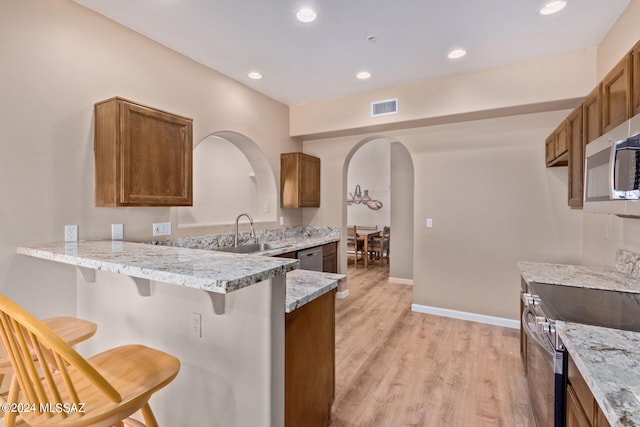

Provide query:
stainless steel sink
left=215, top=243, right=281, bottom=254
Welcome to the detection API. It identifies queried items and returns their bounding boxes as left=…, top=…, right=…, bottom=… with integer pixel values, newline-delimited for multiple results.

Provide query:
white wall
left=347, top=140, right=391, bottom=229
left=390, top=142, right=414, bottom=281
left=0, top=0, right=299, bottom=319
left=304, top=110, right=584, bottom=320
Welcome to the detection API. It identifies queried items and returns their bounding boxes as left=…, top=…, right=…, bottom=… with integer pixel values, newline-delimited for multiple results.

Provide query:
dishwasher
left=298, top=246, right=323, bottom=272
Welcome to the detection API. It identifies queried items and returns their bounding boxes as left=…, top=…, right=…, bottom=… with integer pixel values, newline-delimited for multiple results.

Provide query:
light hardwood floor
left=330, top=265, right=535, bottom=427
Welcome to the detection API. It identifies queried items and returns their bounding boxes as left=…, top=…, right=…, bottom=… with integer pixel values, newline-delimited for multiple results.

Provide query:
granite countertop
left=17, top=240, right=298, bottom=294
left=156, top=225, right=340, bottom=257
left=285, top=269, right=346, bottom=313
left=518, top=261, right=640, bottom=294
left=557, top=321, right=640, bottom=427
left=156, top=226, right=344, bottom=311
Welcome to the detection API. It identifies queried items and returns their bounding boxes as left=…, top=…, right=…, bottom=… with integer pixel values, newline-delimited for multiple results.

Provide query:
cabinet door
left=596, top=408, right=611, bottom=427
left=566, top=383, right=593, bottom=427
left=94, top=97, right=193, bottom=207
left=546, top=122, right=569, bottom=167
left=299, top=154, right=320, bottom=207
left=546, top=134, right=556, bottom=165
left=583, top=85, right=602, bottom=144
left=281, top=153, right=321, bottom=208
left=555, top=121, right=568, bottom=158
left=602, top=55, right=632, bottom=133
left=285, top=290, right=335, bottom=427
left=120, top=101, right=193, bottom=206
left=633, top=41, right=640, bottom=115
left=567, top=107, right=584, bottom=208
left=322, top=242, right=338, bottom=273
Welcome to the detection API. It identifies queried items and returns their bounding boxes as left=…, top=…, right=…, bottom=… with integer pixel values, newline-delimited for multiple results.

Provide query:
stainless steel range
left=521, top=280, right=640, bottom=427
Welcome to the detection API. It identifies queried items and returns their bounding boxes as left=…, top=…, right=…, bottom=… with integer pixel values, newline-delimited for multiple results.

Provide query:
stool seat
left=0, top=296, right=179, bottom=427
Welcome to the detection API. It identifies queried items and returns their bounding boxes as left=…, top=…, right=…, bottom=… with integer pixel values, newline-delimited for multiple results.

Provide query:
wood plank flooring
left=330, top=265, right=535, bottom=427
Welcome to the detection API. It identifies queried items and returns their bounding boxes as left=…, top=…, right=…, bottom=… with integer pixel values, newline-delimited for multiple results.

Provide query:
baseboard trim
left=336, top=289, right=349, bottom=299
left=411, top=304, right=519, bottom=329
left=389, top=277, right=414, bottom=285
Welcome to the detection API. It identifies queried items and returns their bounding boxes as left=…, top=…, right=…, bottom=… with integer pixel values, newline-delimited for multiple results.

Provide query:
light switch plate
left=426, top=218, right=433, bottom=229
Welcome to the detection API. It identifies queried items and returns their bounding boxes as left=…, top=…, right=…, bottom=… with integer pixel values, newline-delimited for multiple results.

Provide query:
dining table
left=356, top=229, right=381, bottom=268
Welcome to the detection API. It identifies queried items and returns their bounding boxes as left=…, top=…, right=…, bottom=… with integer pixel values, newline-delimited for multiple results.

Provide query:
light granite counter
left=155, top=225, right=340, bottom=257
left=518, top=261, right=640, bottom=293
left=557, top=321, right=640, bottom=427
left=285, top=269, right=345, bottom=313
left=17, top=240, right=298, bottom=294
left=155, top=226, right=344, bottom=311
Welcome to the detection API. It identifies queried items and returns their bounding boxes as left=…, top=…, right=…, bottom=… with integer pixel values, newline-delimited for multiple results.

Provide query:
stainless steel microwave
left=584, top=119, right=640, bottom=214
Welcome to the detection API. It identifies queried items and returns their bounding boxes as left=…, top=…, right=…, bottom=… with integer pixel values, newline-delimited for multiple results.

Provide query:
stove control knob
left=522, top=293, right=541, bottom=306
left=536, top=318, right=553, bottom=335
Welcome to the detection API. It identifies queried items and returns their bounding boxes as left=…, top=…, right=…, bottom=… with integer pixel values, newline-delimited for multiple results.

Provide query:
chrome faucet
left=234, top=213, right=255, bottom=247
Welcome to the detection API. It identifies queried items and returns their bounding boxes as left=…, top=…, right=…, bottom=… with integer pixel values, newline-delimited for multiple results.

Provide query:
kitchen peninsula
left=17, top=235, right=343, bottom=427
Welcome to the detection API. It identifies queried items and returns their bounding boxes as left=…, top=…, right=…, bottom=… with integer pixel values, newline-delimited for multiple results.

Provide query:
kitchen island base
left=75, top=269, right=285, bottom=427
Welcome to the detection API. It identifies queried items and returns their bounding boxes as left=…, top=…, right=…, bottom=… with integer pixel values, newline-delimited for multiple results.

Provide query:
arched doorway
left=342, top=136, right=414, bottom=291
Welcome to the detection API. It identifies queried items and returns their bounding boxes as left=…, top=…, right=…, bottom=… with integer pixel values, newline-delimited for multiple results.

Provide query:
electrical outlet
left=190, top=312, right=201, bottom=338
left=152, top=222, right=171, bottom=237
left=263, top=203, right=270, bottom=213
left=111, top=224, right=124, bottom=240
left=64, top=225, right=78, bottom=242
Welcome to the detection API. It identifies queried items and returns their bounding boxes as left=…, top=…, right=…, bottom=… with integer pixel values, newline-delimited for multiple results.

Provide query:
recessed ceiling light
left=356, top=71, right=371, bottom=80
left=447, top=49, right=467, bottom=60
left=540, top=1, right=566, bottom=15
left=296, top=8, right=317, bottom=23
left=248, top=71, right=263, bottom=80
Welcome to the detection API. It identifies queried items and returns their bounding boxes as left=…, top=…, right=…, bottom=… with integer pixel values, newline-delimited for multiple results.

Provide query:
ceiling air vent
left=371, top=98, right=398, bottom=117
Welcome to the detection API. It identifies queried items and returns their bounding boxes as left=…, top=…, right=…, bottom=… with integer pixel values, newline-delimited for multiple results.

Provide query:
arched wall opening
left=178, top=131, right=278, bottom=228
left=342, top=136, right=415, bottom=284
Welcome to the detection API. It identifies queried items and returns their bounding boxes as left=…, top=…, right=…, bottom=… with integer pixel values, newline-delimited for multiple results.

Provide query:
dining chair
left=368, top=226, right=390, bottom=267
left=0, top=295, right=180, bottom=427
left=346, top=226, right=364, bottom=267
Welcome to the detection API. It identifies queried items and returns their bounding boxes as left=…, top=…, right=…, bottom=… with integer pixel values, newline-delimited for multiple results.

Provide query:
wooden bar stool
left=0, top=295, right=180, bottom=427
left=0, top=316, right=97, bottom=426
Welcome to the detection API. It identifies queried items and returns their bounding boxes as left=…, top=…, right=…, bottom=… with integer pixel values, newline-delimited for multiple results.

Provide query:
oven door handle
left=522, top=306, right=555, bottom=357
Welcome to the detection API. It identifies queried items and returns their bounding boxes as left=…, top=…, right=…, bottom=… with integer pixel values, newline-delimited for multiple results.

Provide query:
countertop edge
left=557, top=321, right=640, bottom=427
left=285, top=269, right=346, bottom=313
left=17, top=241, right=299, bottom=294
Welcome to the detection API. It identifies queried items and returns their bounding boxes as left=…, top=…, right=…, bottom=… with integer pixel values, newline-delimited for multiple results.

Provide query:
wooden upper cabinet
left=94, top=97, right=193, bottom=207
left=281, top=152, right=320, bottom=208
left=602, top=55, right=632, bottom=133
left=583, top=84, right=602, bottom=145
left=546, top=121, right=568, bottom=167
left=567, top=107, right=584, bottom=208
left=633, top=41, right=640, bottom=115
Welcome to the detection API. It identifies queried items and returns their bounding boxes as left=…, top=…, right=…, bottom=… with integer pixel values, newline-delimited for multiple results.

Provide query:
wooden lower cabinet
left=285, top=289, right=336, bottom=427
left=566, top=354, right=611, bottom=427
left=566, top=383, right=592, bottom=427
left=322, top=242, right=338, bottom=274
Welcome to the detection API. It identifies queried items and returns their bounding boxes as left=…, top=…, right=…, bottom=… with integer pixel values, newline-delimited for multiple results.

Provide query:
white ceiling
left=73, top=0, right=630, bottom=106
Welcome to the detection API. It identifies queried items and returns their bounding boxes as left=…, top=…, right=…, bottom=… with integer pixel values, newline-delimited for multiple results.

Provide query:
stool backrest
left=0, top=295, right=121, bottom=421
